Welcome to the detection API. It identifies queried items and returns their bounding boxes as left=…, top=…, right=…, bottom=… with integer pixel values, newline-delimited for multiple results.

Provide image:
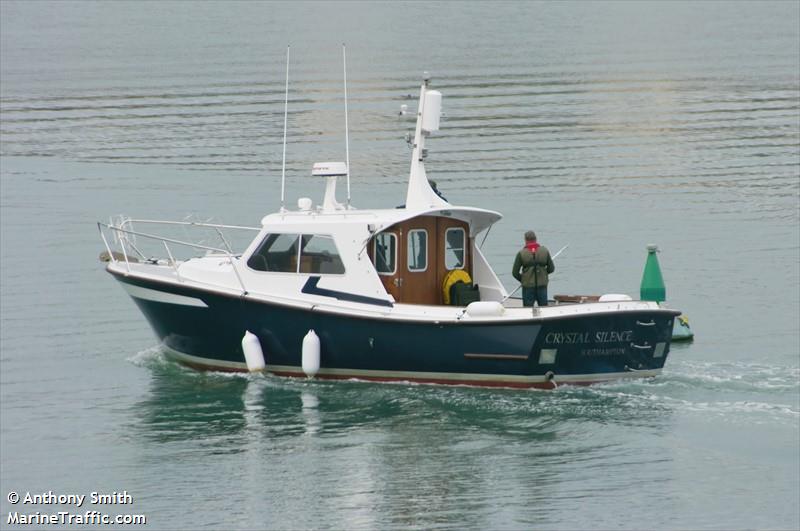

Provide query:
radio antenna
left=342, top=43, right=351, bottom=208
left=280, top=45, right=290, bottom=212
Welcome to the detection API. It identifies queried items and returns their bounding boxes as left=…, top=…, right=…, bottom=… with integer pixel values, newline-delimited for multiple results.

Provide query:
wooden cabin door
left=371, top=228, right=403, bottom=302
left=400, top=216, right=438, bottom=304
left=369, top=216, right=471, bottom=305
left=435, top=217, right=471, bottom=298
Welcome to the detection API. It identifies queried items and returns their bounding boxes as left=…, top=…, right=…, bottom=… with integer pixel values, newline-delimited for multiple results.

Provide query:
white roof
left=261, top=204, right=501, bottom=237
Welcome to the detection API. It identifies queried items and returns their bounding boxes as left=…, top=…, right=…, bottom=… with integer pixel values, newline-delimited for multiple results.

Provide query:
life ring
left=442, top=269, right=472, bottom=305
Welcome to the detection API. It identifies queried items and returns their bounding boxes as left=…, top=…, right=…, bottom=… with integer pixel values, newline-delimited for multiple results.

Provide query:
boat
left=98, top=69, right=681, bottom=389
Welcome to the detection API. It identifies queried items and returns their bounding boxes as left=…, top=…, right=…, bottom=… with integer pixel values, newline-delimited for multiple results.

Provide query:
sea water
left=1, top=2, right=798, bottom=529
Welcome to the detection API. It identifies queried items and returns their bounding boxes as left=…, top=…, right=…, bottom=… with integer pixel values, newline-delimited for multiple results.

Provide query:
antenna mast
left=343, top=44, right=351, bottom=208
left=280, top=45, right=290, bottom=212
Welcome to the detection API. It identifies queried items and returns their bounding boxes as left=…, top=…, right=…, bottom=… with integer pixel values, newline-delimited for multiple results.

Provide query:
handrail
left=97, top=221, right=249, bottom=294
left=100, top=222, right=231, bottom=254
left=117, top=219, right=258, bottom=259
left=119, top=219, right=260, bottom=232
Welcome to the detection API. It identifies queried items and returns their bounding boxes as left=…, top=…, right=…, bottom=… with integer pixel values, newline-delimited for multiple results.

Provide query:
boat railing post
left=229, top=253, right=248, bottom=295
left=118, top=228, right=131, bottom=273
left=98, top=222, right=116, bottom=264
left=163, top=241, right=182, bottom=282
left=112, top=218, right=148, bottom=261
left=214, top=227, right=234, bottom=255
left=123, top=237, right=147, bottom=261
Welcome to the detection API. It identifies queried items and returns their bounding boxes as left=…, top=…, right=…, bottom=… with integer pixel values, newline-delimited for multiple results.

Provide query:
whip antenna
left=280, top=45, right=290, bottom=212
left=343, top=43, right=351, bottom=208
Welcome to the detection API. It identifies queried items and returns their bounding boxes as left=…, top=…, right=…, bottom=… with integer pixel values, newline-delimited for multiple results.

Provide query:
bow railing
left=97, top=219, right=260, bottom=295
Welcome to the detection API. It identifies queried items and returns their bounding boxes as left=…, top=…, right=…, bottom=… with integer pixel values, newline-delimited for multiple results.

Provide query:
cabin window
left=299, top=234, right=345, bottom=274
left=444, top=227, right=466, bottom=270
left=374, top=233, right=397, bottom=275
left=247, top=233, right=344, bottom=274
left=247, top=233, right=299, bottom=272
left=407, top=229, right=428, bottom=272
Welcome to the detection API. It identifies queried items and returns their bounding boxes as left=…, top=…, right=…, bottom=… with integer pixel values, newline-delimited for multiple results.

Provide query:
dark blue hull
left=113, top=271, right=678, bottom=388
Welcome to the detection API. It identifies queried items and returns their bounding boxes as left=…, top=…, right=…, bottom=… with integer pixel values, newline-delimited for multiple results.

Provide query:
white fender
left=465, top=301, right=505, bottom=317
left=302, top=330, right=320, bottom=378
left=241, top=331, right=265, bottom=372
left=599, top=293, right=633, bottom=302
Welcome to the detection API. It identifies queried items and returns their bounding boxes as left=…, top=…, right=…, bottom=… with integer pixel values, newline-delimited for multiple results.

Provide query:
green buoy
left=641, top=244, right=694, bottom=340
left=640, top=244, right=666, bottom=302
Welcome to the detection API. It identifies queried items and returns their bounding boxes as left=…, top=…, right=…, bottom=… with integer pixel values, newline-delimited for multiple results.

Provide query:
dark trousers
left=522, top=286, right=548, bottom=307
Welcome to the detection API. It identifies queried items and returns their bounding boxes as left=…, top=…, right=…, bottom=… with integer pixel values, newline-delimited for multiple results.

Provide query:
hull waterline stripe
left=464, top=353, right=530, bottom=361
left=160, top=346, right=661, bottom=385
left=163, top=346, right=247, bottom=370
left=121, top=283, right=208, bottom=308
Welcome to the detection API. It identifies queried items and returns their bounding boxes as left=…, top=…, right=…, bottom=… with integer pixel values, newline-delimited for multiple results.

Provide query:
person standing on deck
left=512, top=230, right=555, bottom=307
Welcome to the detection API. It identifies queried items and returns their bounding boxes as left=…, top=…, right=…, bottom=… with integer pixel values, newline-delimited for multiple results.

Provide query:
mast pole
left=280, top=45, right=290, bottom=212
left=412, top=75, right=428, bottom=166
left=404, top=72, right=447, bottom=209
left=343, top=43, right=351, bottom=209
left=405, top=75, right=428, bottom=202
